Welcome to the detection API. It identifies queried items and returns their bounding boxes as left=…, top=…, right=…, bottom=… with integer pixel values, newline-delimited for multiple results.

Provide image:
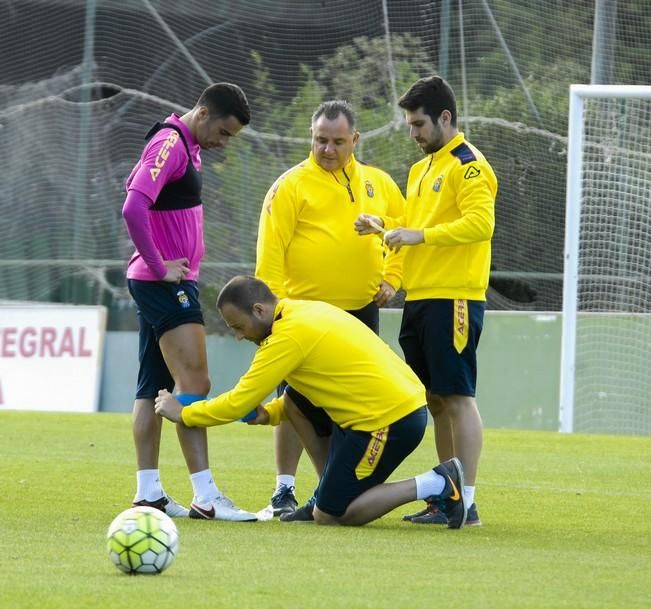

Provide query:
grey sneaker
left=189, top=495, right=257, bottom=522
left=271, top=485, right=298, bottom=516
left=133, top=495, right=189, bottom=518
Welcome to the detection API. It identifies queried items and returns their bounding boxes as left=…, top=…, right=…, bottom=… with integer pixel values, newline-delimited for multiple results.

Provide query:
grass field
left=1, top=411, right=650, bottom=609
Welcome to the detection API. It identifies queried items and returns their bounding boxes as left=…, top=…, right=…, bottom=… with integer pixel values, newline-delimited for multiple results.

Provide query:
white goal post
left=560, top=84, right=651, bottom=434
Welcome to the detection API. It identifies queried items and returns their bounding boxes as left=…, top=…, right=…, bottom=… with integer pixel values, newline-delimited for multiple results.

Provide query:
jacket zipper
left=417, top=155, right=434, bottom=197
left=332, top=169, right=355, bottom=202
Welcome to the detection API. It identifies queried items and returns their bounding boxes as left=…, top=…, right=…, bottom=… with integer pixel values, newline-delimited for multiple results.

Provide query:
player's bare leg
left=427, top=391, right=455, bottom=462
left=282, top=394, right=330, bottom=476
left=276, top=395, right=330, bottom=522
left=275, top=420, right=303, bottom=476
left=420, top=393, right=482, bottom=525
left=405, top=392, right=482, bottom=526
left=271, top=420, right=303, bottom=514
left=433, top=394, right=482, bottom=487
left=400, top=392, right=454, bottom=523
left=159, top=323, right=211, bottom=473
left=132, top=396, right=189, bottom=517
left=314, top=479, right=416, bottom=526
left=133, top=397, right=162, bottom=469
left=158, top=323, right=256, bottom=521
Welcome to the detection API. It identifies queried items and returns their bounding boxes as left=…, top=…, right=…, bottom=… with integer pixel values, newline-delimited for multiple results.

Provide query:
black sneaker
left=428, top=458, right=467, bottom=529
left=279, top=498, right=314, bottom=522
left=466, top=502, right=481, bottom=526
left=271, top=485, right=298, bottom=517
left=406, top=502, right=448, bottom=525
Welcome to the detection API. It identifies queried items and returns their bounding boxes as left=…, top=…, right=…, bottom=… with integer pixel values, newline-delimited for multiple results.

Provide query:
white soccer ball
left=106, top=506, right=179, bottom=575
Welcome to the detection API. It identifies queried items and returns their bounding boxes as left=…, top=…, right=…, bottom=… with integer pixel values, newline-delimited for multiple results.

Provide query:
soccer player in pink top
left=122, top=83, right=257, bottom=521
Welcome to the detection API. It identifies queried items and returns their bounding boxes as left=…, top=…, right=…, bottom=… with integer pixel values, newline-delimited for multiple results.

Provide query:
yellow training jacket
left=381, top=133, right=497, bottom=301
left=181, top=299, right=426, bottom=431
left=256, top=153, right=405, bottom=310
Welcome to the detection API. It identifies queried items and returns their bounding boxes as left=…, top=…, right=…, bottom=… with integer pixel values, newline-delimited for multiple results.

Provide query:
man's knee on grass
left=313, top=506, right=343, bottom=526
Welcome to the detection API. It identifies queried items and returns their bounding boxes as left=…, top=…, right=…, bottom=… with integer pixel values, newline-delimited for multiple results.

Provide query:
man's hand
left=384, top=228, right=424, bottom=252
left=154, top=389, right=184, bottom=423
left=245, top=405, right=271, bottom=426
left=374, top=280, right=397, bottom=307
left=162, top=258, right=190, bottom=283
left=354, top=213, right=384, bottom=235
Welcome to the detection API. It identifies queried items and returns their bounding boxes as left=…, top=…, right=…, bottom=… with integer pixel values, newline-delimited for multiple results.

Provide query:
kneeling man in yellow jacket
left=154, top=275, right=468, bottom=528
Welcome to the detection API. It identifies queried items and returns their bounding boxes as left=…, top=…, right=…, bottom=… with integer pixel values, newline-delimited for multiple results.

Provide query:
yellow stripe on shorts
left=453, top=299, right=469, bottom=354
left=355, top=427, right=389, bottom=480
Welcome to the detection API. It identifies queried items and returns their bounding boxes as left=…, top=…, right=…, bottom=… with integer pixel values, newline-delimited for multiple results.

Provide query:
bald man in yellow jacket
left=154, top=275, right=468, bottom=528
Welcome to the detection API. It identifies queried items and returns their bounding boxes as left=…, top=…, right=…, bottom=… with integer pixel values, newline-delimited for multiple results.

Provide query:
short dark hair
left=217, top=275, right=276, bottom=312
left=398, top=76, right=457, bottom=127
left=311, top=100, right=357, bottom=131
left=197, top=83, right=251, bottom=126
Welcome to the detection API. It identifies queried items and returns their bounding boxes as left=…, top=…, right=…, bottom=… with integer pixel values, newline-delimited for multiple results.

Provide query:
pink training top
left=123, top=113, right=204, bottom=281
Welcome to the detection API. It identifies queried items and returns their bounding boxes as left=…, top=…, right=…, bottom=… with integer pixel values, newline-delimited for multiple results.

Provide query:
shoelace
left=272, top=485, right=296, bottom=501
left=215, top=495, right=236, bottom=509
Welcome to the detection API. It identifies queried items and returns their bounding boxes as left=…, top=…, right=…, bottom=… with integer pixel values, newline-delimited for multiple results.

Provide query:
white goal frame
left=559, top=84, right=651, bottom=433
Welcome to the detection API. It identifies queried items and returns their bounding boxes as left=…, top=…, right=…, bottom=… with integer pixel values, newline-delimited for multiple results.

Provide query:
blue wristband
left=240, top=409, right=257, bottom=423
left=176, top=394, right=207, bottom=407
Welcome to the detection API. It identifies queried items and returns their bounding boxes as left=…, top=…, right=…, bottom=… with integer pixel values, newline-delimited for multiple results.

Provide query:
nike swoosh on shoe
left=190, top=503, right=215, bottom=519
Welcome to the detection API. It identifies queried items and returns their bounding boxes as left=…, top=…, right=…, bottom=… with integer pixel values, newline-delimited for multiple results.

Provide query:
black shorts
left=281, top=301, right=379, bottom=436
left=315, top=406, right=427, bottom=517
left=346, top=301, right=380, bottom=334
left=127, top=279, right=204, bottom=399
left=399, top=299, right=485, bottom=397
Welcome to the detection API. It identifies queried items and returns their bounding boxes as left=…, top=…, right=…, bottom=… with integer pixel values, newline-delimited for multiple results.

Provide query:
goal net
left=560, top=84, right=651, bottom=434
left=0, top=0, right=649, bottom=334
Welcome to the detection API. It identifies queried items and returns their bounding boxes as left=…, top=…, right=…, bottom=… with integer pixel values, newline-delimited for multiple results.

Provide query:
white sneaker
left=132, top=495, right=189, bottom=518
left=189, top=495, right=258, bottom=522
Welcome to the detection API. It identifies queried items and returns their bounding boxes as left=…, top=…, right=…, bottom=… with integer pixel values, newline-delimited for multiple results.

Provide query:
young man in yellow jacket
left=154, top=275, right=468, bottom=528
left=356, top=76, right=498, bottom=526
left=255, top=100, right=405, bottom=518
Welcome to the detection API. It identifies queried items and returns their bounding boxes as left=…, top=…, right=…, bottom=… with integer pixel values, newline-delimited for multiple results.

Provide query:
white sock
left=464, top=485, right=475, bottom=506
left=190, top=469, right=219, bottom=504
left=414, top=470, right=446, bottom=500
left=275, top=474, right=295, bottom=492
left=134, top=469, right=163, bottom=502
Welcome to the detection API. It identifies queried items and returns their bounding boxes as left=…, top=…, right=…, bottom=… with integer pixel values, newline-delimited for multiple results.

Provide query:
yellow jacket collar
left=272, top=299, right=286, bottom=325
left=307, top=151, right=357, bottom=178
left=431, top=132, right=465, bottom=161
